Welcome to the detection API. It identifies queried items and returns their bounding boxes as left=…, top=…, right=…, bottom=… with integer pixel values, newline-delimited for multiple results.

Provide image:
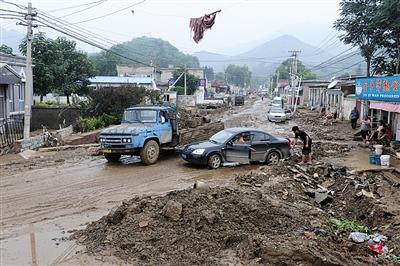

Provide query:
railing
left=0, top=118, right=24, bottom=149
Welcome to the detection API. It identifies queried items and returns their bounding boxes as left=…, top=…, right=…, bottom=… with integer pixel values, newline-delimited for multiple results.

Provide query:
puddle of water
left=1, top=229, right=74, bottom=265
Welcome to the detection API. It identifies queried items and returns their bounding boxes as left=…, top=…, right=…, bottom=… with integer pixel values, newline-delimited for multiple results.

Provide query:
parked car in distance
left=234, top=95, right=244, bottom=106
left=271, top=97, right=284, bottom=108
left=180, top=128, right=291, bottom=169
left=268, top=107, right=287, bottom=122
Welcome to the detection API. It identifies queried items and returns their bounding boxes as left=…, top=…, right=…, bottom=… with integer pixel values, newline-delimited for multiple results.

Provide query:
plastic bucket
left=380, top=155, right=391, bottom=167
left=369, top=153, right=376, bottom=164
left=374, top=145, right=383, bottom=156
left=375, top=155, right=381, bottom=165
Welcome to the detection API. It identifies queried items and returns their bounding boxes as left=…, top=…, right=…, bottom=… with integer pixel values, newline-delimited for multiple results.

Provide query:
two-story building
left=0, top=53, right=26, bottom=121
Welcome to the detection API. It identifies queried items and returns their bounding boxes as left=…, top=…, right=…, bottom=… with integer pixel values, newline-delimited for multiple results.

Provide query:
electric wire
left=46, top=0, right=106, bottom=13
left=71, top=0, right=146, bottom=25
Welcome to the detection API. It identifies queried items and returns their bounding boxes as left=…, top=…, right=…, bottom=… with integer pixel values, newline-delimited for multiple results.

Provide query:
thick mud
left=73, top=163, right=400, bottom=265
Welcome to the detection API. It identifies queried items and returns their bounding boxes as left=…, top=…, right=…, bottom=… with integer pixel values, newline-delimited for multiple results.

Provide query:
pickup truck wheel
left=104, top=153, right=121, bottom=162
left=266, top=151, right=280, bottom=165
left=208, top=154, right=222, bottom=169
left=140, top=140, right=160, bottom=165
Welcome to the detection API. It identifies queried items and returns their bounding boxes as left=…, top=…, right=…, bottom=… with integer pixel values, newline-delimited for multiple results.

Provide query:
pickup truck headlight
left=192, top=149, right=205, bottom=155
left=100, top=138, right=105, bottom=143
left=122, top=138, right=132, bottom=143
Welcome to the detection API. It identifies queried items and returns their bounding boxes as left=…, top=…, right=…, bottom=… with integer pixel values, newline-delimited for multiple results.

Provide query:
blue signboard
left=355, top=76, right=400, bottom=102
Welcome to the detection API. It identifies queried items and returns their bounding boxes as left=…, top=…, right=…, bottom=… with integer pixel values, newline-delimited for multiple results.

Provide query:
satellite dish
left=328, top=80, right=339, bottom=89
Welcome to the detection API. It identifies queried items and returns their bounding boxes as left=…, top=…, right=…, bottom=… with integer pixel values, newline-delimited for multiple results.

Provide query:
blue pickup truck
left=99, top=105, right=224, bottom=165
left=99, top=106, right=179, bottom=165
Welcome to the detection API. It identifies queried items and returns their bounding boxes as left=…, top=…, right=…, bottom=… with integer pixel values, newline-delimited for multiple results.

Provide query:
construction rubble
left=73, top=157, right=400, bottom=265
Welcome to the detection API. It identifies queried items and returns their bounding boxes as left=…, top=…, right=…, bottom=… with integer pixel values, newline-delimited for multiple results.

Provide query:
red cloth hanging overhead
left=189, top=10, right=220, bottom=43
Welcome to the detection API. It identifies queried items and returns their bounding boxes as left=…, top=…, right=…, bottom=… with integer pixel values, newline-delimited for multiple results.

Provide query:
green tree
left=90, top=51, right=118, bottom=76
left=0, top=44, right=13, bottom=54
left=273, top=59, right=316, bottom=82
left=372, top=0, right=400, bottom=74
left=19, top=32, right=53, bottom=100
left=215, top=72, right=225, bottom=82
left=334, top=0, right=381, bottom=76
left=172, top=68, right=199, bottom=95
left=204, top=66, right=214, bottom=81
left=90, top=37, right=200, bottom=75
left=225, top=64, right=252, bottom=87
left=20, top=33, right=95, bottom=103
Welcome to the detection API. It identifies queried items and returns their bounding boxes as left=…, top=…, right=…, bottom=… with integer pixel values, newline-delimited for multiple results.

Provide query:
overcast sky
left=3, top=0, right=343, bottom=54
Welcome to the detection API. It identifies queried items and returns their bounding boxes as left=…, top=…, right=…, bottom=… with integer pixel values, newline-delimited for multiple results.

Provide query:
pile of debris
left=74, top=186, right=318, bottom=265
left=73, top=162, right=400, bottom=265
left=177, top=108, right=212, bottom=129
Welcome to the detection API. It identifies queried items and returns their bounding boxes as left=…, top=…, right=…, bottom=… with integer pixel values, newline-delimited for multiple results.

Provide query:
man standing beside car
left=291, top=126, right=312, bottom=165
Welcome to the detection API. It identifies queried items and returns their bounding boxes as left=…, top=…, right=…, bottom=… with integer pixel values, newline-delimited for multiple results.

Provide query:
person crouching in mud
left=292, top=126, right=313, bottom=165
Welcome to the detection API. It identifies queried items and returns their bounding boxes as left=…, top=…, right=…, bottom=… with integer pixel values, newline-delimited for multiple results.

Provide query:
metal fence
left=0, top=118, right=24, bottom=149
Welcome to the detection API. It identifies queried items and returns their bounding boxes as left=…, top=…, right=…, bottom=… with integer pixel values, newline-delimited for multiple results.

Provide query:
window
left=123, top=109, right=157, bottom=123
left=252, top=132, right=269, bottom=142
left=0, top=86, right=6, bottom=119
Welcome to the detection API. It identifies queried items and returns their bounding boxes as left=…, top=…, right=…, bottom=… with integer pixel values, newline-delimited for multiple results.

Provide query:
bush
left=80, top=113, right=120, bottom=132
left=84, top=86, right=147, bottom=117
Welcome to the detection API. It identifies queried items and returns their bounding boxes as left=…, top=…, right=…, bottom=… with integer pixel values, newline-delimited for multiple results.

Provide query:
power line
left=36, top=11, right=149, bottom=58
left=57, top=0, right=107, bottom=19
left=46, top=0, right=106, bottom=13
left=71, top=0, right=146, bottom=25
left=35, top=17, right=152, bottom=67
left=0, top=0, right=27, bottom=10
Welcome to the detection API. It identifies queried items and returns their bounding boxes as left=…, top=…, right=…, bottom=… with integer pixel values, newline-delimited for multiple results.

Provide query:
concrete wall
left=31, top=106, right=80, bottom=130
left=177, top=95, right=196, bottom=107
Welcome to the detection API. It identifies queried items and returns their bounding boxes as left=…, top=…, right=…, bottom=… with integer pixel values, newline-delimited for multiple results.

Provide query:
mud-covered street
left=1, top=98, right=400, bottom=265
left=1, top=99, right=265, bottom=265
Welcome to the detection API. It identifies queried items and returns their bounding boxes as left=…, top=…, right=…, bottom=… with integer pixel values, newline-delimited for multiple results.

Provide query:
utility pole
left=23, top=2, right=34, bottom=139
left=289, top=50, right=301, bottom=108
left=184, top=65, right=187, bottom=95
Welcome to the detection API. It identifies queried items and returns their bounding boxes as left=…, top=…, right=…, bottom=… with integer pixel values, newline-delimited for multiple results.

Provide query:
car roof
left=224, top=127, right=267, bottom=134
left=125, top=106, right=171, bottom=111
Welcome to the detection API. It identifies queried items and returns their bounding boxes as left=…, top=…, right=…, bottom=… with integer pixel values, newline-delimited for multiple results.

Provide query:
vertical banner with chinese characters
left=355, top=76, right=400, bottom=102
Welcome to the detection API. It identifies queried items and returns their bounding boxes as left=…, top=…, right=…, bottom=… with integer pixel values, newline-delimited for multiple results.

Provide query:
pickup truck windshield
left=123, top=110, right=157, bottom=123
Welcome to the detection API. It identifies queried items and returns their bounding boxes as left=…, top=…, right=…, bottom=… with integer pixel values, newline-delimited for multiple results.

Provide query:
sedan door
left=224, top=133, right=250, bottom=164
left=250, top=132, right=270, bottom=162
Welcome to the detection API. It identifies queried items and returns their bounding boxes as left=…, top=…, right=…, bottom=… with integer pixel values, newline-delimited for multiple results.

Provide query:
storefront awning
left=370, top=101, right=400, bottom=113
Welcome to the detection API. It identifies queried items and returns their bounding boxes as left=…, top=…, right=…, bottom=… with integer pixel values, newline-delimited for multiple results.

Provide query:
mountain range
left=0, top=26, right=365, bottom=80
left=194, top=34, right=366, bottom=80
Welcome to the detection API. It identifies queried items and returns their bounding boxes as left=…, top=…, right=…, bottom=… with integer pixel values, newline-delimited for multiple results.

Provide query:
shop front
left=355, top=75, right=400, bottom=141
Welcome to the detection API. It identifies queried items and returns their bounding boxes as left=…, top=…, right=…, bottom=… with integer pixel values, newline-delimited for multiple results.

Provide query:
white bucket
left=374, top=145, right=383, bottom=156
left=380, top=155, right=391, bottom=167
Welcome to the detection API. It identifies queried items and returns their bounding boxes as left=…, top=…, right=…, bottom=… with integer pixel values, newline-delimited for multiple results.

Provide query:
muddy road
left=1, top=98, right=359, bottom=265
left=1, top=99, right=268, bottom=265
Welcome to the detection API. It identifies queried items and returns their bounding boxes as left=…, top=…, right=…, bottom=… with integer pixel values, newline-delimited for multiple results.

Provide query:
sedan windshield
left=269, top=108, right=284, bottom=114
left=210, top=130, right=235, bottom=144
left=123, top=110, right=157, bottom=123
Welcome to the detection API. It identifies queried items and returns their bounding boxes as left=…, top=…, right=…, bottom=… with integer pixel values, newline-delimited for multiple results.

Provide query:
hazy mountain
left=195, top=34, right=366, bottom=80
left=0, top=27, right=24, bottom=55
left=90, top=36, right=200, bottom=75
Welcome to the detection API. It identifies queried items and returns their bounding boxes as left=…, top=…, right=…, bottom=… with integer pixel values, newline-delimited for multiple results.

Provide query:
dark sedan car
left=180, top=128, right=291, bottom=169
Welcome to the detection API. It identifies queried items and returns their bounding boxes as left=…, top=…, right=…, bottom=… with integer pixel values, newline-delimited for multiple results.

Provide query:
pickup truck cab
left=99, top=106, right=177, bottom=165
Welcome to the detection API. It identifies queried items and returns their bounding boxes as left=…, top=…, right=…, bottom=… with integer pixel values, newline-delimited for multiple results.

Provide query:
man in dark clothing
left=350, top=107, right=359, bottom=129
left=292, top=126, right=312, bottom=164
